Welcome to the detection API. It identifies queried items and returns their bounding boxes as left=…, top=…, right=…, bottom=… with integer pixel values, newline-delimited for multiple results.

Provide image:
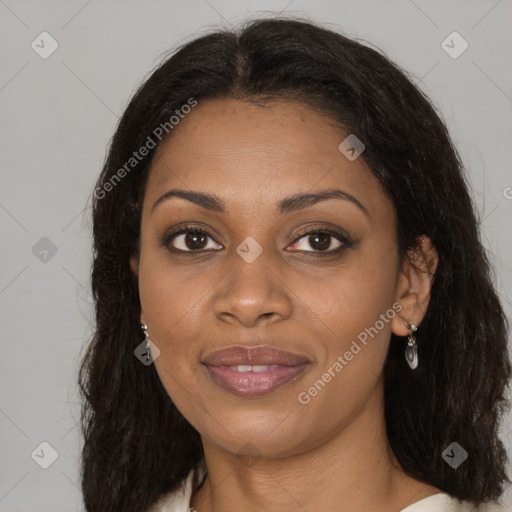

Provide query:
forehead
left=144, top=98, right=389, bottom=217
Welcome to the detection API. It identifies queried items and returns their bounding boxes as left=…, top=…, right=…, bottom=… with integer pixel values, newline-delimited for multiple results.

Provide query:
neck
left=190, top=378, right=440, bottom=512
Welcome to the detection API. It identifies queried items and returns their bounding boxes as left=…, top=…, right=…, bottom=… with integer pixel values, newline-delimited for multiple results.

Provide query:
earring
left=141, top=324, right=152, bottom=363
left=404, top=322, right=418, bottom=370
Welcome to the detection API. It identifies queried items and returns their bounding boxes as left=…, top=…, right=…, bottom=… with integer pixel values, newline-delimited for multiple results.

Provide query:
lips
left=202, top=345, right=309, bottom=397
left=203, top=345, right=309, bottom=367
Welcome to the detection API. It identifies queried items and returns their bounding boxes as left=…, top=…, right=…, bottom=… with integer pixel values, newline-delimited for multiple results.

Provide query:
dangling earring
left=141, top=324, right=152, bottom=363
left=405, top=322, right=418, bottom=370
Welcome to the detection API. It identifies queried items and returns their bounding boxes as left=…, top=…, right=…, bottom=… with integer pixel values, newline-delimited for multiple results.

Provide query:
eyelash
left=161, top=223, right=353, bottom=256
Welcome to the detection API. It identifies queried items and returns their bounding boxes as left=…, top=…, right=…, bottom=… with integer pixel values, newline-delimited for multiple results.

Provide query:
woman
left=79, top=18, right=511, bottom=512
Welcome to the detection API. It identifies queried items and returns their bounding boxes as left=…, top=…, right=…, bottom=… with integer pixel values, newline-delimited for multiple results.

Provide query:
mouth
left=202, top=345, right=310, bottom=397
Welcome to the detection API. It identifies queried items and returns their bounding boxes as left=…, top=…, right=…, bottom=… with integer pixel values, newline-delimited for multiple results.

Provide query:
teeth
left=228, top=365, right=278, bottom=372
left=252, top=365, right=272, bottom=372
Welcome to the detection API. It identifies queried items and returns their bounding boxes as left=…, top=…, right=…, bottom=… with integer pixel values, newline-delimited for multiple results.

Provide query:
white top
left=147, top=469, right=510, bottom=512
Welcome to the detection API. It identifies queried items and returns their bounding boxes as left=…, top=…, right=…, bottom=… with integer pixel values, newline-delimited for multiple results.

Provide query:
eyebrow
left=151, top=187, right=369, bottom=218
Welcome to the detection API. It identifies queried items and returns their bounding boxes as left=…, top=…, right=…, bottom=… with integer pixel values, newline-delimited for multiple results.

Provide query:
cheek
left=291, top=279, right=398, bottom=448
left=139, top=262, right=206, bottom=417
left=138, top=246, right=209, bottom=341
left=295, top=244, right=398, bottom=344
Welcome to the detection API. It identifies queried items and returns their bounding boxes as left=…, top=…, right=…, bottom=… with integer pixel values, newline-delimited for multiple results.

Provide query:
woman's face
left=133, top=97, right=406, bottom=457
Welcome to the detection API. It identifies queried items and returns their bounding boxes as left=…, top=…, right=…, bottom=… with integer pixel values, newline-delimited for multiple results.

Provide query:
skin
left=130, top=98, right=440, bottom=512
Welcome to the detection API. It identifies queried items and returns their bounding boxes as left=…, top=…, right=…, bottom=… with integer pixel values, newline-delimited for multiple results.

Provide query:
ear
left=391, top=235, right=438, bottom=336
left=129, top=255, right=146, bottom=325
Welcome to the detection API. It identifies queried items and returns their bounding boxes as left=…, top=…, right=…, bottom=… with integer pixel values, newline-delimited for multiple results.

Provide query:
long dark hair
left=79, top=17, right=511, bottom=511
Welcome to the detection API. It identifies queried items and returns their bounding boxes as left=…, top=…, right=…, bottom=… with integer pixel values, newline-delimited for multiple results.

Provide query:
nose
left=212, top=252, right=293, bottom=328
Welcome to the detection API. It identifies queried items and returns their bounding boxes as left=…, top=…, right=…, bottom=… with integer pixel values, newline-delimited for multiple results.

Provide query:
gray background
left=1, top=0, right=511, bottom=510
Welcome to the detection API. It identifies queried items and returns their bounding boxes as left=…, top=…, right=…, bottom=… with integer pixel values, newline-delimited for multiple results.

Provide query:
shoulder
left=146, top=469, right=195, bottom=512
left=401, top=492, right=510, bottom=512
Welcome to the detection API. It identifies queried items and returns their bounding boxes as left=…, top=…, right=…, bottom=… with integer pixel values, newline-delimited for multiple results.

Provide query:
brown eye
left=165, top=227, right=223, bottom=252
left=183, top=230, right=208, bottom=250
left=306, top=233, right=336, bottom=251
left=289, top=228, right=347, bottom=253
